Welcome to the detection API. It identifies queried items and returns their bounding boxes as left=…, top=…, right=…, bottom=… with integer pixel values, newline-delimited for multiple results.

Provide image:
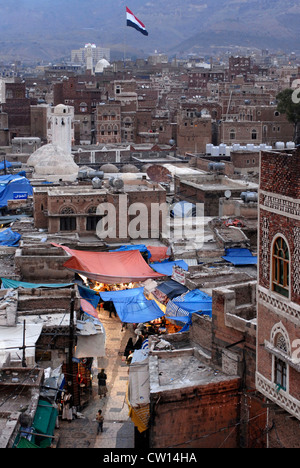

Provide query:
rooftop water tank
left=226, top=146, right=232, bottom=157
left=219, top=144, right=226, bottom=155
left=241, top=192, right=258, bottom=203
left=211, top=146, right=220, bottom=156
left=209, top=162, right=225, bottom=172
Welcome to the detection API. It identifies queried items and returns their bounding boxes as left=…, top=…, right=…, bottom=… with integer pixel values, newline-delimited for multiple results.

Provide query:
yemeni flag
left=126, top=6, right=148, bottom=36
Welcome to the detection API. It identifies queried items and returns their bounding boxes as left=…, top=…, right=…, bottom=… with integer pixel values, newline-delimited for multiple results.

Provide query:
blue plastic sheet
left=156, top=280, right=188, bottom=300
left=100, top=287, right=145, bottom=302
left=100, top=287, right=164, bottom=323
left=173, top=289, right=212, bottom=314
left=78, top=285, right=100, bottom=309
left=150, top=260, right=188, bottom=276
left=0, top=228, right=21, bottom=246
left=109, top=244, right=152, bottom=259
left=112, top=292, right=164, bottom=323
left=0, top=175, right=33, bottom=208
left=222, top=248, right=257, bottom=266
left=0, top=161, right=12, bottom=171
left=166, top=289, right=212, bottom=323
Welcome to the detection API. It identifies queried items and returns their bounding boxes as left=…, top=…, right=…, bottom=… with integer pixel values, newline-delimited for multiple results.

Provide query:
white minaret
left=85, top=43, right=95, bottom=75
left=47, top=104, right=74, bottom=154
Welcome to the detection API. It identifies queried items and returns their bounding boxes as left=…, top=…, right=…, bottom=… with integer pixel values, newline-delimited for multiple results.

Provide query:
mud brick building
left=96, top=102, right=122, bottom=145
left=53, top=76, right=102, bottom=144
left=176, top=102, right=212, bottom=154
left=256, top=147, right=300, bottom=448
left=33, top=179, right=166, bottom=242
left=228, top=56, right=252, bottom=81
left=2, top=82, right=31, bottom=139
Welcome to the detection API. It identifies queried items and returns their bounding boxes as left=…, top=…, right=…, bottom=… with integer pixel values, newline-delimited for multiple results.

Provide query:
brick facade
left=256, top=147, right=300, bottom=447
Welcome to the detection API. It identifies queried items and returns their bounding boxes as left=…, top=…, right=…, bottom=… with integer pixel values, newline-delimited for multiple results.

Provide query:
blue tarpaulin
left=150, top=260, right=188, bottom=276
left=0, top=161, right=12, bottom=171
left=165, top=289, right=212, bottom=331
left=100, top=287, right=164, bottom=323
left=156, top=280, right=189, bottom=300
left=222, top=248, right=257, bottom=266
left=173, top=289, right=212, bottom=314
left=112, top=292, right=164, bottom=323
left=0, top=228, right=21, bottom=246
left=109, top=244, right=152, bottom=259
left=1, top=278, right=73, bottom=289
left=0, top=175, right=33, bottom=208
left=78, top=285, right=100, bottom=309
left=100, top=287, right=145, bottom=302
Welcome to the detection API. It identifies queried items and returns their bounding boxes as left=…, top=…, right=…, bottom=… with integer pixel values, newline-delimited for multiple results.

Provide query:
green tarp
left=32, top=399, right=58, bottom=448
left=1, top=278, right=73, bottom=289
left=16, top=437, right=40, bottom=449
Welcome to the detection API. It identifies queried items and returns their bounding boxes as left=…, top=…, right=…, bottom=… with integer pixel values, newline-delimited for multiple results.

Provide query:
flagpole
left=123, top=4, right=127, bottom=68
left=124, top=21, right=126, bottom=67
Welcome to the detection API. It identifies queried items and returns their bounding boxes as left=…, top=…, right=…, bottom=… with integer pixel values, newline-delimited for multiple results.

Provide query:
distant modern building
left=71, top=44, right=110, bottom=65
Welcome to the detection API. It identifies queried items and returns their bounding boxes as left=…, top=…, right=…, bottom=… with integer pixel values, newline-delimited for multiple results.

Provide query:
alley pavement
left=56, top=311, right=135, bottom=449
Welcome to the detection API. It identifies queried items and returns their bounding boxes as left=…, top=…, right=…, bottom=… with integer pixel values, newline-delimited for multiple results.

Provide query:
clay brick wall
left=260, top=148, right=300, bottom=198
left=231, top=150, right=260, bottom=169
left=177, top=118, right=212, bottom=155
left=33, top=190, right=48, bottom=229
left=150, top=379, right=241, bottom=448
left=211, top=285, right=257, bottom=390
left=256, top=147, right=300, bottom=445
left=267, top=409, right=300, bottom=448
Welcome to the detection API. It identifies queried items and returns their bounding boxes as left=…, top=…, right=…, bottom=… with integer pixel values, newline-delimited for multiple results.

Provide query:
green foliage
left=276, top=88, right=300, bottom=125
left=277, top=88, right=300, bottom=143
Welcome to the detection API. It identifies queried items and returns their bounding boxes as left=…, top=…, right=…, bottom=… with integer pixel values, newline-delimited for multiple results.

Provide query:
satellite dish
left=147, top=165, right=172, bottom=183
left=225, top=190, right=232, bottom=199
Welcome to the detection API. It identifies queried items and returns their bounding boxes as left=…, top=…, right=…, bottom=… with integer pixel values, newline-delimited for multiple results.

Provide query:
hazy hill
left=0, top=0, right=298, bottom=62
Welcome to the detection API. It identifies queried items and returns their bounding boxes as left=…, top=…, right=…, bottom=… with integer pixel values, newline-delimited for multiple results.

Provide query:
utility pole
left=68, top=288, right=75, bottom=396
left=22, top=320, right=27, bottom=368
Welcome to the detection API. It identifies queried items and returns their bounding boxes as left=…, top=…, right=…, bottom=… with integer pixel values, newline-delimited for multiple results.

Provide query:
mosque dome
left=27, top=144, right=79, bottom=182
left=100, top=163, right=119, bottom=173
left=121, top=164, right=139, bottom=173
left=95, top=59, right=110, bottom=74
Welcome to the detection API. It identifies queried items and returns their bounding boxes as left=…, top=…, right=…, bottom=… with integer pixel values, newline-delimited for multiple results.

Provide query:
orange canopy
left=52, top=244, right=165, bottom=284
left=147, top=246, right=170, bottom=263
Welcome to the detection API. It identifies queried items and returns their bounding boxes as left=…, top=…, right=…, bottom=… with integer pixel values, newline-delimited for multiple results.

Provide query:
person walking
left=97, top=369, right=108, bottom=398
left=62, top=390, right=73, bottom=422
left=96, top=410, right=104, bottom=435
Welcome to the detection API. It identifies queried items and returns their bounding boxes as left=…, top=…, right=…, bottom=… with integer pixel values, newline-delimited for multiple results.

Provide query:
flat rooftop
left=149, top=348, right=237, bottom=395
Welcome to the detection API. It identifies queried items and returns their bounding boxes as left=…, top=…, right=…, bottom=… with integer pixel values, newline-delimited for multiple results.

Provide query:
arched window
left=270, top=325, right=290, bottom=392
left=80, top=102, right=88, bottom=113
left=60, top=206, right=75, bottom=215
left=275, top=333, right=288, bottom=353
left=272, top=237, right=290, bottom=298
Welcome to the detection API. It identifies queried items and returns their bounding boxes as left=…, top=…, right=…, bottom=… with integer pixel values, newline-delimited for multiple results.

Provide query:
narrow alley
left=56, top=312, right=135, bottom=449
